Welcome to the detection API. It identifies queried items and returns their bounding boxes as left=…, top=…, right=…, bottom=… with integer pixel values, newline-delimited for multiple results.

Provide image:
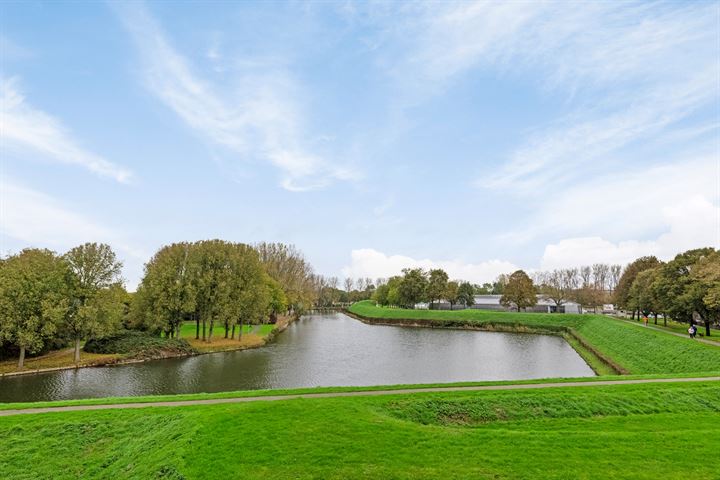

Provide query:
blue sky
left=1, top=1, right=718, bottom=289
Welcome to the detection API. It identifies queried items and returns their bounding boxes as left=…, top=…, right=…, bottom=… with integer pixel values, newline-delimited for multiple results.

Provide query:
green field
left=349, top=301, right=720, bottom=375
left=1, top=381, right=718, bottom=479
left=177, top=321, right=275, bottom=339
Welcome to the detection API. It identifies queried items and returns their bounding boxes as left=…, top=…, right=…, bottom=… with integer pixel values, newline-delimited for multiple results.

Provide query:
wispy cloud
left=0, top=78, right=132, bottom=182
left=481, top=68, right=717, bottom=190
left=500, top=152, right=719, bottom=246
left=379, top=2, right=716, bottom=97
left=365, top=2, right=718, bottom=191
left=113, top=3, right=357, bottom=191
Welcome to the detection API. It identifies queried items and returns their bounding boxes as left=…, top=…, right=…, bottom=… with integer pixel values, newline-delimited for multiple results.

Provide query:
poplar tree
left=136, top=242, right=197, bottom=338
left=426, top=269, right=449, bottom=309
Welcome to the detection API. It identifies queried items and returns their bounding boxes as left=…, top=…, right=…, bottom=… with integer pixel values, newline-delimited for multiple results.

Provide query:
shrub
left=84, top=330, right=195, bottom=357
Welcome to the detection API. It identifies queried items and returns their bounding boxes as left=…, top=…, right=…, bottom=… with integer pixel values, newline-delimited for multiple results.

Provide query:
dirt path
left=616, top=318, right=719, bottom=346
left=1, top=376, right=718, bottom=417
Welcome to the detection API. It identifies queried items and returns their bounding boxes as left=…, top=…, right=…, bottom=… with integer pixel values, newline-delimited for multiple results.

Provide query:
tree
left=0, top=249, right=70, bottom=368
left=692, top=250, right=720, bottom=332
left=500, top=270, right=537, bottom=312
left=474, top=282, right=493, bottom=294
left=64, top=243, right=125, bottom=362
left=628, top=268, right=662, bottom=324
left=445, top=281, right=459, bottom=310
left=654, top=248, right=715, bottom=335
left=426, top=269, right=449, bottom=309
left=134, top=242, right=197, bottom=339
left=615, top=256, right=661, bottom=316
left=398, top=268, right=428, bottom=308
left=255, top=242, right=316, bottom=314
left=609, top=264, right=622, bottom=293
left=223, top=243, right=270, bottom=340
left=373, top=283, right=390, bottom=306
left=492, top=274, right=509, bottom=294
left=539, top=269, right=577, bottom=310
left=457, top=282, right=475, bottom=307
left=266, top=277, right=287, bottom=324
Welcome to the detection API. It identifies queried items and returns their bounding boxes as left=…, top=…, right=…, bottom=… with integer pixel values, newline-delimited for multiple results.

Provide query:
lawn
left=1, top=380, right=718, bottom=479
left=622, top=317, right=720, bottom=343
left=177, top=321, right=275, bottom=339
left=178, top=321, right=276, bottom=353
left=0, top=349, right=121, bottom=375
left=349, top=301, right=720, bottom=375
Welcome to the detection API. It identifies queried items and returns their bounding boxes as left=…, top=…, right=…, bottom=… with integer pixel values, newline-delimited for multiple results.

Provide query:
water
left=0, top=313, right=594, bottom=402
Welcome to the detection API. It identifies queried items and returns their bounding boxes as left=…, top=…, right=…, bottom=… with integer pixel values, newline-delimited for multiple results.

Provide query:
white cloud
left=0, top=178, right=147, bottom=289
left=540, top=195, right=720, bottom=269
left=342, top=248, right=517, bottom=283
left=501, top=153, right=719, bottom=244
left=0, top=78, right=132, bottom=183
left=114, top=3, right=356, bottom=191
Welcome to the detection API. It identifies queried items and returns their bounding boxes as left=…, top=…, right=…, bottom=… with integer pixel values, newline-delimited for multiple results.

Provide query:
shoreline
left=0, top=314, right=297, bottom=379
left=343, top=309, right=624, bottom=375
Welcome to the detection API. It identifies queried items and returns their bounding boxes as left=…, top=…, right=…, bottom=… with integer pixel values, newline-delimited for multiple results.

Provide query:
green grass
left=349, top=301, right=720, bottom=375
left=1, top=381, right=718, bottom=479
left=619, top=316, right=720, bottom=343
left=4, top=373, right=720, bottom=411
left=177, top=322, right=275, bottom=339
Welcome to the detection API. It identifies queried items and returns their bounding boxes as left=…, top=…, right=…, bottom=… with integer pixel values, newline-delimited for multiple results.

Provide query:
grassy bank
left=5, top=373, right=720, bottom=412
left=0, top=321, right=283, bottom=377
left=0, top=349, right=121, bottom=375
left=1, top=380, right=718, bottom=479
left=349, top=301, right=720, bottom=375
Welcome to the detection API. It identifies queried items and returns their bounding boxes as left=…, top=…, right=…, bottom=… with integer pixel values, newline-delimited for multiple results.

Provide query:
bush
left=84, top=330, right=195, bottom=357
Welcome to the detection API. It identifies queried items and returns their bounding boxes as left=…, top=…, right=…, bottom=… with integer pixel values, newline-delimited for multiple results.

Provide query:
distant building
left=470, top=294, right=581, bottom=314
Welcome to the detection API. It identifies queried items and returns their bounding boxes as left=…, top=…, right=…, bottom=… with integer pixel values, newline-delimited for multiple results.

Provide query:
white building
left=470, top=294, right=581, bottom=314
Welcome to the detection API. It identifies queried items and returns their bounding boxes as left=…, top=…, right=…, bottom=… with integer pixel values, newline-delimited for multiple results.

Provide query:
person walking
left=643, top=315, right=649, bottom=327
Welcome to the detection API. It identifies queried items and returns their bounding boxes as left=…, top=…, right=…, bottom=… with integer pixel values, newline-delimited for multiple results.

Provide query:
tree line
left=0, top=240, right=319, bottom=367
left=369, top=268, right=475, bottom=309
left=365, top=248, right=718, bottom=337
left=615, top=248, right=718, bottom=336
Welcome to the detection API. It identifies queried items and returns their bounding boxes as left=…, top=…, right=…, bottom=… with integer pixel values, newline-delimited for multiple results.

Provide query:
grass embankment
left=617, top=316, right=720, bottom=343
left=349, top=301, right=720, bottom=375
left=5, top=373, right=719, bottom=412
left=1, top=381, right=718, bottom=479
left=0, top=349, right=120, bottom=375
left=0, top=322, right=280, bottom=376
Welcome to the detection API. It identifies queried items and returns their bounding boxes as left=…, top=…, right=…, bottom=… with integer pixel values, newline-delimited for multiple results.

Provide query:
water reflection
left=0, top=312, right=594, bottom=402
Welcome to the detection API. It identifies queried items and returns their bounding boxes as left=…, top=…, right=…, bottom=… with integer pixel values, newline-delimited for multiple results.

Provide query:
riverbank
left=0, top=315, right=296, bottom=378
left=1, top=378, right=718, bottom=479
left=348, top=301, right=720, bottom=375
